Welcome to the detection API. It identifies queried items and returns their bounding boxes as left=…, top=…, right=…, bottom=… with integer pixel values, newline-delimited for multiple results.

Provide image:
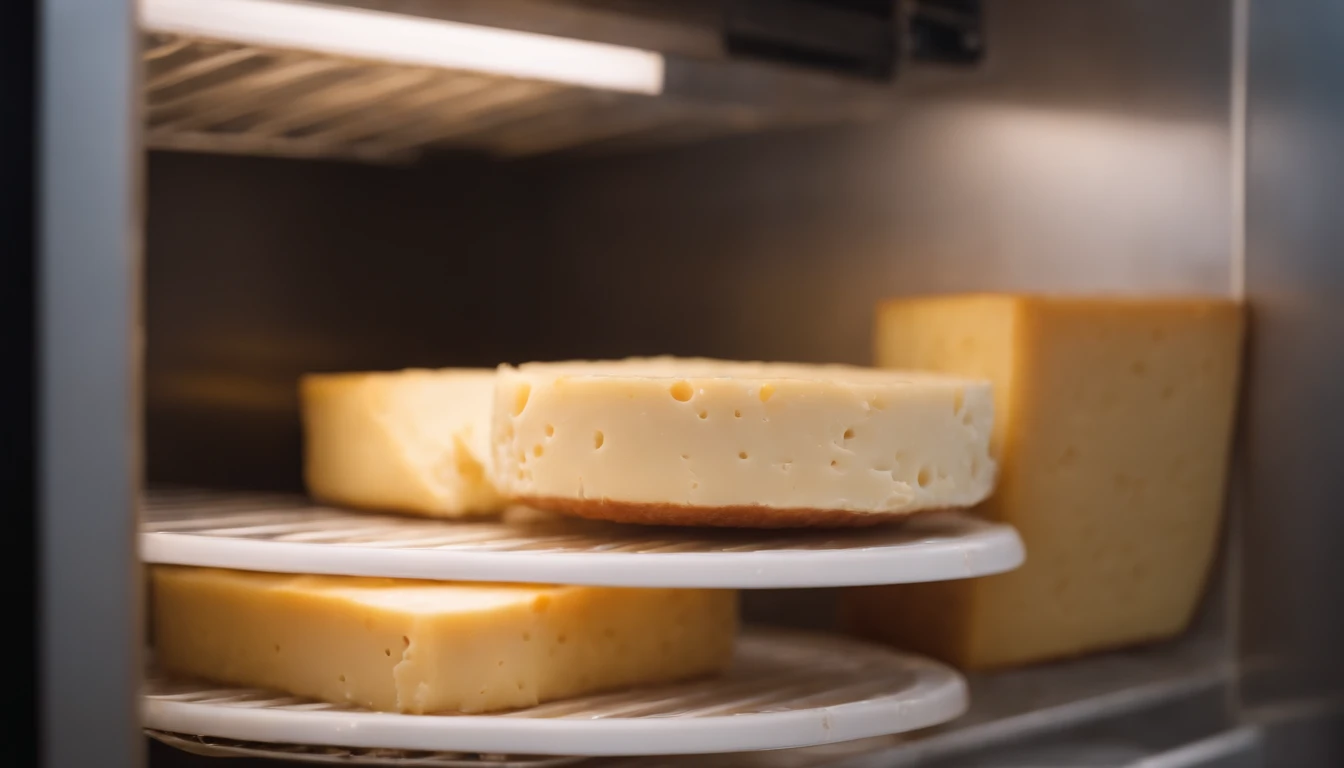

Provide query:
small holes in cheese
left=698, top=410, right=708, bottom=420
left=594, top=431, right=605, bottom=449
left=738, top=451, right=749, bottom=460
left=511, top=384, right=531, bottom=417
left=759, top=384, right=775, bottom=402
left=917, top=468, right=932, bottom=488
left=545, top=424, right=555, bottom=437
left=843, top=428, right=855, bottom=441
left=670, top=381, right=693, bottom=402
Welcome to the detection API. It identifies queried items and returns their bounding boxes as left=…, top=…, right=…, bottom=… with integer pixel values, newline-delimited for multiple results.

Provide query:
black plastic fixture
left=724, top=0, right=982, bottom=81
left=905, top=0, right=984, bottom=65
left=725, top=0, right=897, bottom=81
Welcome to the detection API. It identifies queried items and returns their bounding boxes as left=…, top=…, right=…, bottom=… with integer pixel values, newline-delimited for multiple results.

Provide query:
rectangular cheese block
left=841, top=295, right=1243, bottom=669
left=152, top=567, right=737, bottom=713
left=492, top=358, right=996, bottom=527
left=300, top=369, right=502, bottom=517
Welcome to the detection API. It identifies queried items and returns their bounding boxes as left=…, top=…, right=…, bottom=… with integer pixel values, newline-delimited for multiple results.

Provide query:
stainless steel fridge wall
left=1239, top=0, right=1344, bottom=759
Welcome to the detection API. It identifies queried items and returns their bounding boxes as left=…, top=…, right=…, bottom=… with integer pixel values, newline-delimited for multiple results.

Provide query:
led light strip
left=141, top=0, right=665, bottom=95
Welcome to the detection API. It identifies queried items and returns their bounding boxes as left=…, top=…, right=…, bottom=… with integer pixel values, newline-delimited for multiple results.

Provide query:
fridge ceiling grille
left=141, top=33, right=875, bottom=163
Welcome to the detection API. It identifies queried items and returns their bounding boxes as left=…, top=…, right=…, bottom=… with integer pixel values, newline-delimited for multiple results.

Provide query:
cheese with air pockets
left=491, top=357, right=997, bottom=527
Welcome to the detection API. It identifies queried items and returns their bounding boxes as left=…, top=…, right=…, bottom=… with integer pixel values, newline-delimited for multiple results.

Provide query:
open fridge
left=25, top=0, right=1344, bottom=766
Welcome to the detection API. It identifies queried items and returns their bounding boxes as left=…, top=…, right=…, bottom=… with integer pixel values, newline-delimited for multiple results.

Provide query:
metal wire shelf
left=142, top=32, right=885, bottom=163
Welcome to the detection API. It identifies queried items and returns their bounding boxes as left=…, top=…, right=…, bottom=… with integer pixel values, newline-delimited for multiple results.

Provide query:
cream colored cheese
left=152, top=566, right=738, bottom=714
left=491, top=358, right=996, bottom=516
left=300, top=369, right=502, bottom=517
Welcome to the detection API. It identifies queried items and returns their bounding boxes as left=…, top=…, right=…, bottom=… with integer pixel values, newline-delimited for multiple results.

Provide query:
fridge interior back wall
left=39, top=0, right=1344, bottom=765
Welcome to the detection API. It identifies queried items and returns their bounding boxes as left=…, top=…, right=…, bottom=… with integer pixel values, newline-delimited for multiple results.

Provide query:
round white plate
left=143, top=629, right=968, bottom=757
left=145, top=730, right=584, bottom=766
left=141, top=489, right=1024, bottom=588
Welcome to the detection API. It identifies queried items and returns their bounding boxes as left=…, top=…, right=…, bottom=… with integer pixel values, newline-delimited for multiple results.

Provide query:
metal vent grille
left=143, top=33, right=867, bottom=163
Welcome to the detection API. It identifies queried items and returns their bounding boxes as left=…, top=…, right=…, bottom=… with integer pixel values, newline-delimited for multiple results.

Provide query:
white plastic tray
left=140, top=490, right=1024, bottom=588
left=143, top=629, right=968, bottom=757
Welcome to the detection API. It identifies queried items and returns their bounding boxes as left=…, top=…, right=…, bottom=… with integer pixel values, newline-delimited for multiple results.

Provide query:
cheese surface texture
left=842, top=295, right=1243, bottom=669
left=491, top=357, right=996, bottom=527
left=300, top=369, right=502, bottom=517
left=152, top=566, right=737, bottom=714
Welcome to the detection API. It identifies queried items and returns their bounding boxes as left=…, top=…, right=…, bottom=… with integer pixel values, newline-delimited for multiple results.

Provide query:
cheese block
left=491, top=357, right=996, bottom=528
left=151, top=566, right=738, bottom=714
left=840, top=295, right=1243, bottom=669
left=300, top=369, right=502, bottom=517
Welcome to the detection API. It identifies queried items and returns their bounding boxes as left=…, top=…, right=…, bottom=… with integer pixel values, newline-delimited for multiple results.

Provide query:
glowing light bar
left=141, top=0, right=665, bottom=95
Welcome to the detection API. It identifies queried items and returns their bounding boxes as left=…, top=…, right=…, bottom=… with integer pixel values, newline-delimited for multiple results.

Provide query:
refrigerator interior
left=38, top=0, right=1344, bottom=766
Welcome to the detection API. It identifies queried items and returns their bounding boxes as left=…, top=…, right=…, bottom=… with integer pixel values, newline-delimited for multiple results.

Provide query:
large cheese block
left=300, top=369, right=502, bottom=517
left=841, top=295, right=1243, bottom=669
left=151, top=566, right=737, bottom=714
left=491, top=357, right=996, bottom=527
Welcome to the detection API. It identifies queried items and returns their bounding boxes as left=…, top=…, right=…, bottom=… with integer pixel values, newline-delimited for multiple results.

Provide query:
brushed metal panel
left=40, top=0, right=144, bottom=765
left=1239, top=0, right=1344, bottom=718
left=525, top=0, right=1233, bottom=366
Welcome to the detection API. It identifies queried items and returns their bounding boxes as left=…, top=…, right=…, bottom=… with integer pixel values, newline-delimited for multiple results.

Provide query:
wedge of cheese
left=152, top=566, right=738, bottom=714
left=491, top=357, right=996, bottom=528
left=300, top=369, right=502, bottom=517
left=841, top=295, right=1243, bottom=669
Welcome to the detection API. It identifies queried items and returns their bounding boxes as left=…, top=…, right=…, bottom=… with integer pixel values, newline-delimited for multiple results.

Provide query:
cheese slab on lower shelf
left=491, top=357, right=996, bottom=528
left=151, top=566, right=738, bottom=714
left=300, top=369, right=502, bottom=517
left=841, top=295, right=1243, bottom=669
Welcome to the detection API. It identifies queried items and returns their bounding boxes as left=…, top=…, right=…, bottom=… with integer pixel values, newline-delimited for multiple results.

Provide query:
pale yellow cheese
left=491, top=357, right=996, bottom=520
left=300, top=369, right=502, bottom=517
left=841, top=295, right=1243, bottom=669
left=152, top=566, right=738, bottom=714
